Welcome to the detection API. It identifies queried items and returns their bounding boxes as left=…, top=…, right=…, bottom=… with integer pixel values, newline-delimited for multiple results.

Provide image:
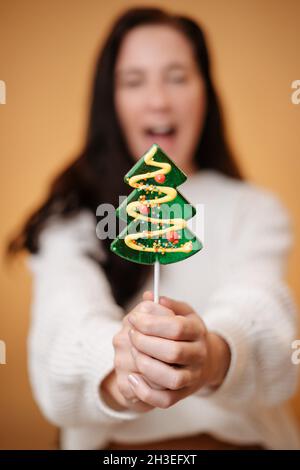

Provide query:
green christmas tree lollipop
left=111, top=144, right=202, bottom=286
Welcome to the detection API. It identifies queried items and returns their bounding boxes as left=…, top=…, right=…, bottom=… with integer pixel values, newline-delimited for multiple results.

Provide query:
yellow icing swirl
left=124, top=145, right=193, bottom=254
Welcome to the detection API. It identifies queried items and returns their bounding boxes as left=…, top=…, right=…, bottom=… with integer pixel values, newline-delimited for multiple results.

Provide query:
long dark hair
left=8, top=7, right=242, bottom=306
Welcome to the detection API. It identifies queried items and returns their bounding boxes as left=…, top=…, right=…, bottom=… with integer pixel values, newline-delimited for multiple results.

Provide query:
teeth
left=147, top=125, right=174, bottom=135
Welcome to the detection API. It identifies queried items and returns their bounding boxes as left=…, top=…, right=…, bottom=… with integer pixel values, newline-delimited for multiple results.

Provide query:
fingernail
left=143, top=290, right=153, bottom=298
left=128, top=374, right=139, bottom=387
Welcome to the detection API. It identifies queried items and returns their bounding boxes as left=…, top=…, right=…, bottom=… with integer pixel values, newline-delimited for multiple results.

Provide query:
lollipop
left=110, top=144, right=202, bottom=302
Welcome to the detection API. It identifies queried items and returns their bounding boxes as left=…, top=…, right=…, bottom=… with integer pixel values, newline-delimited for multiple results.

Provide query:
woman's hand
left=126, top=291, right=231, bottom=409
left=100, top=303, right=155, bottom=413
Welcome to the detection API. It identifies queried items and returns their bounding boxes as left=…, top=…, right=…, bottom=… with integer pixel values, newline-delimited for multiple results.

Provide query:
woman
left=9, top=8, right=300, bottom=449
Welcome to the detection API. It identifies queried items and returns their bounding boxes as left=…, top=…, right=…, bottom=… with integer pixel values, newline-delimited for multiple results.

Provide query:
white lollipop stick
left=154, top=260, right=160, bottom=304
left=149, top=259, right=164, bottom=390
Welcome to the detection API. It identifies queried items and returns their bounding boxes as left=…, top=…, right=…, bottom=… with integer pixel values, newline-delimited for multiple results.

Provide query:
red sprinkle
left=138, top=204, right=149, bottom=215
left=166, top=231, right=179, bottom=243
left=154, top=174, right=166, bottom=184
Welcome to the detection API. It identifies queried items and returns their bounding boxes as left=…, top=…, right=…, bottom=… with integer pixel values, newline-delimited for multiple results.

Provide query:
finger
left=117, top=371, right=158, bottom=407
left=116, top=373, right=138, bottom=402
left=130, top=300, right=174, bottom=318
left=142, top=377, right=165, bottom=391
left=118, top=378, right=154, bottom=413
left=128, top=311, right=202, bottom=341
left=130, top=345, right=194, bottom=390
left=159, top=297, right=193, bottom=316
left=128, top=373, right=186, bottom=409
left=128, top=334, right=166, bottom=390
left=129, top=328, right=205, bottom=366
left=142, top=291, right=154, bottom=301
left=130, top=399, right=154, bottom=413
left=114, top=348, right=136, bottom=372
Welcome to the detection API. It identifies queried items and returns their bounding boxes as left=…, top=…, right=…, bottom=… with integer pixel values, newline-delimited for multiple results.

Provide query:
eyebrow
left=115, top=68, right=144, bottom=78
left=115, top=62, right=190, bottom=77
left=165, top=62, right=190, bottom=71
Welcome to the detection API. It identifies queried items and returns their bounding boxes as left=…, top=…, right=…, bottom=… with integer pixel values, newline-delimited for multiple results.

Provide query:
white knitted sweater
left=27, top=170, right=300, bottom=450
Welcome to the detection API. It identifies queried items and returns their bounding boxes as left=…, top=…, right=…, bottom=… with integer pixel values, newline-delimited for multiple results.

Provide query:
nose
left=146, top=81, right=171, bottom=113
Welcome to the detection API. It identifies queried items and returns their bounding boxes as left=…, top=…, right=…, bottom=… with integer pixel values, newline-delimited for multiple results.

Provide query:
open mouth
left=144, top=124, right=176, bottom=138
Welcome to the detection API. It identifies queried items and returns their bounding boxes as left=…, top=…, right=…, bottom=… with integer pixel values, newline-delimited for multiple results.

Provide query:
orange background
left=0, top=0, right=299, bottom=449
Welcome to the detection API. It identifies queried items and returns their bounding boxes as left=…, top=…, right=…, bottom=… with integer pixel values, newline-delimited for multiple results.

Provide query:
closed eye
left=115, top=70, right=145, bottom=88
left=167, top=73, right=188, bottom=84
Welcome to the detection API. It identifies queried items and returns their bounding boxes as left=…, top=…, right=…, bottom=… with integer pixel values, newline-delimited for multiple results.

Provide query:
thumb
left=142, top=291, right=154, bottom=301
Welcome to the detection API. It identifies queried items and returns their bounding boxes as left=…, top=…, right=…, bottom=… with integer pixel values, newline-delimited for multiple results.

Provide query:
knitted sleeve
left=197, top=188, right=299, bottom=408
left=27, top=210, right=140, bottom=427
